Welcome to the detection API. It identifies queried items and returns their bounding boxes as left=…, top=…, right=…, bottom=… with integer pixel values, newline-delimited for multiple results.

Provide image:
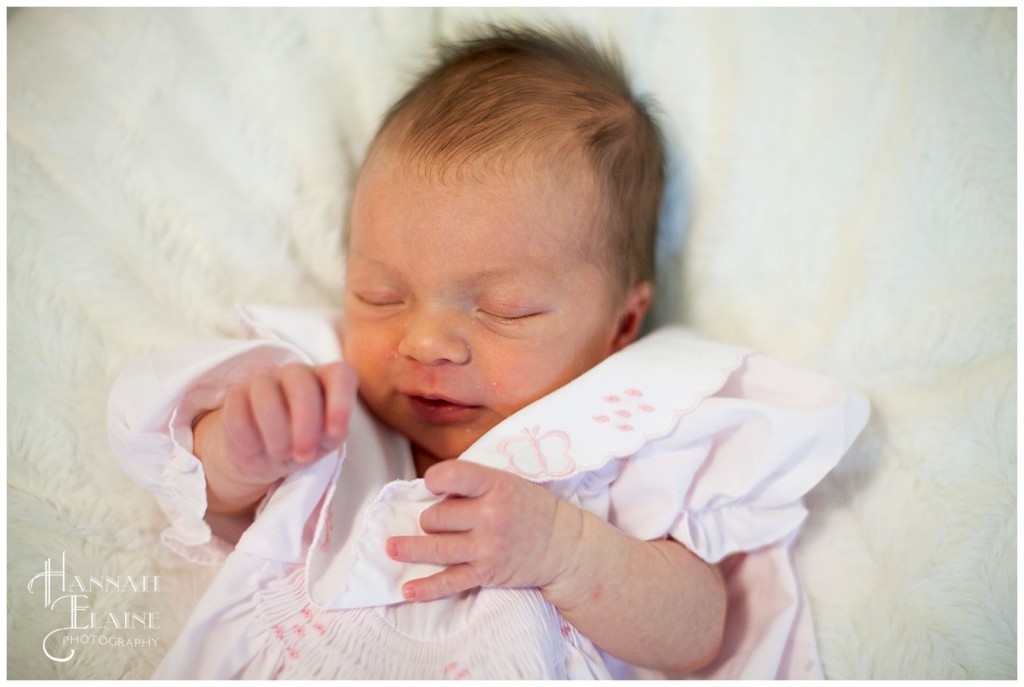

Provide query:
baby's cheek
left=343, top=324, right=389, bottom=364
left=337, top=346, right=371, bottom=394
left=488, top=377, right=546, bottom=419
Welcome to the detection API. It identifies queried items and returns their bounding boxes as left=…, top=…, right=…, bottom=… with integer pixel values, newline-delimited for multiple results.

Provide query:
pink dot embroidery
left=593, top=414, right=610, bottom=423
left=313, top=623, right=326, bottom=635
left=293, top=625, right=305, bottom=638
left=602, top=395, right=621, bottom=403
left=445, top=663, right=470, bottom=679
left=301, top=607, right=314, bottom=619
left=626, top=388, right=643, bottom=397
left=273, top=625, right=285, bottom=640
left=615, top=409, right=632, bottom=418
left=639, top=403, right=655, bottom=412
left=616, top=424, right=634, bottom=432
left=286, top=647, right=300, bottom=660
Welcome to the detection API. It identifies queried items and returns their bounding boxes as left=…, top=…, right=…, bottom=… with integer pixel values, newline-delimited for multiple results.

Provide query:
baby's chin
left=420, top=434, right=482, bottom=461
left=410, top=428, right=493, bottom=471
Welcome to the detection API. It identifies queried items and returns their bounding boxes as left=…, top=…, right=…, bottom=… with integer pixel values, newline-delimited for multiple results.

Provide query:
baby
left=109, top=25, right=868, bottom=680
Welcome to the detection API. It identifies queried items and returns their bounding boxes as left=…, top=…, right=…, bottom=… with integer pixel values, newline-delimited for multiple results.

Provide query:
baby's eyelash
left=480, top=309, right=543, bottom=324
left=353, top=292, right=403, bottom=307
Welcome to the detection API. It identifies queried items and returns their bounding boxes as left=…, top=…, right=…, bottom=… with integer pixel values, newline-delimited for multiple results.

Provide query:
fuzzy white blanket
left=7, top=7, right=1015, bottom=679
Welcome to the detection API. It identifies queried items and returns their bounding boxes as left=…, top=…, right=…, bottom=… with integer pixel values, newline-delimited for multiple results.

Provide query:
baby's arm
left=541, top=502, right=726, bottom=674
left=386, top=461, right=725, bottom=673
left=193, top=362, right=358, bottom=527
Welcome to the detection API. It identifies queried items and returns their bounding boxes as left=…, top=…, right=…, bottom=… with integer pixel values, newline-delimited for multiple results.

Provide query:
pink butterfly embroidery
left=497, top=426, right=576, bottom=478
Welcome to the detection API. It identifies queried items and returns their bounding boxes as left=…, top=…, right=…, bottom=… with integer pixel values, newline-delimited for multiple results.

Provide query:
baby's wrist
left=191, top=407, right=221, bottom=463
left=539, top=503, right=604, bottom=612
left=193, top=409, right=268, bottom=516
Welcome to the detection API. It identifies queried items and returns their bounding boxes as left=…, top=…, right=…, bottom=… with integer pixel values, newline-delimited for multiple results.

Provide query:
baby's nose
left=398, top=309, right=471, bottom=366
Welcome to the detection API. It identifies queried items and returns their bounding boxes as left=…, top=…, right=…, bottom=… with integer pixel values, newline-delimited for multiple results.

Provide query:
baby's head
left=356, top=25, right=665, bottom=297
left=342, top=25, right=666, bottom=470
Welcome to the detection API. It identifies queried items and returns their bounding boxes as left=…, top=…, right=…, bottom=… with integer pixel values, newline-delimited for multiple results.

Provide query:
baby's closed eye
left=352, top=290, right=405, bottom=307
left=476, top=300, right=547, bottom=325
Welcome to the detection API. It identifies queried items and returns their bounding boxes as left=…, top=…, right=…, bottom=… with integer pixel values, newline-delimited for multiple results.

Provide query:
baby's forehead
left=351, top=143, right=612, bottom=264
left=381, top=145, right=598, bottom=205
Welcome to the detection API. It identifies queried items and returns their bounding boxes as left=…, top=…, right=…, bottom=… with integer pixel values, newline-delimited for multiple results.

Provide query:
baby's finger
left=422, top=460, right=496, bottom=498
left=249, top=372, right=292, bottom=460
left=317, top=362, right=357, bottom=439
left=221, top=384, right=264, bottom=462
left=386, top=533, right=470, bottom=567
left=419, top=497, right=477, bottom=534
left=401, top=564, right=481, bottom=603
left=280, top=364, right=323, bottom=463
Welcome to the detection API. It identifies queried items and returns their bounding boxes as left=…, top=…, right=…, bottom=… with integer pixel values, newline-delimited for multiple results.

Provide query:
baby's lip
left=402, top=391, right=483, bottom=423
left=404, top=390, right=479, bottom=408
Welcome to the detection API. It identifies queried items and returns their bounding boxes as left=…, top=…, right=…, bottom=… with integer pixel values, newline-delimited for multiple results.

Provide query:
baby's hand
left=193, top=361, right=357, bottom=516
left=385, top=461, right=583, bottom=602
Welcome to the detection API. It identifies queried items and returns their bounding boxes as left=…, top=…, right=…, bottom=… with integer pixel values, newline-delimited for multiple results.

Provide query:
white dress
left=107, top=305, right=869, bottom=679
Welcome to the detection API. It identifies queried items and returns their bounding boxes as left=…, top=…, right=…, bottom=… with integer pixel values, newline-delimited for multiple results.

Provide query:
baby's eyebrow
left=461, top=263, right=564, bottom=292
left=348, top=248, right=562, bottom=292
left=467, top=264, right=529, bottom=280
left=345, top=252, right=401, bottom=275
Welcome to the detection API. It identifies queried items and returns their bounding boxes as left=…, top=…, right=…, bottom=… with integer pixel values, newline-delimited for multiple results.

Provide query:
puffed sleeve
left=607, top=352, right=870, bottom=564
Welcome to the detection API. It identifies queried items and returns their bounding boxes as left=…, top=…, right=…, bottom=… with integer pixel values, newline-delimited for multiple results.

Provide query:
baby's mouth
left=406, top=394, right=482, bottom=423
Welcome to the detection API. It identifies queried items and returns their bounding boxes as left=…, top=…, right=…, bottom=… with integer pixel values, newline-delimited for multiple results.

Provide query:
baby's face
left=342, top=150, right=639, bottom=470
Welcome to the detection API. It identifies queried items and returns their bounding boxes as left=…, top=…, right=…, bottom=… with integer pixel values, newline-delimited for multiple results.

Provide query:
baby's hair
left=367, top=24, right=665, bottom=294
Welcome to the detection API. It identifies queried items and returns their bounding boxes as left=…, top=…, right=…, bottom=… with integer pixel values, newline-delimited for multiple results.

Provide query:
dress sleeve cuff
left=153, top=406, right=232, bottom=565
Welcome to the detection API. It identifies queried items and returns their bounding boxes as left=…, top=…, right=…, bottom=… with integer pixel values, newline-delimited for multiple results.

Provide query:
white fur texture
left=7, top=8, right=1015, bottom=679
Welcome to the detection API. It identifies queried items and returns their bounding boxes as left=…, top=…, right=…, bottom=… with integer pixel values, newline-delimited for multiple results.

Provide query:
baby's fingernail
left=402, top=584, right=416, bottom=601
left=386, top=541, right=398, bottom=558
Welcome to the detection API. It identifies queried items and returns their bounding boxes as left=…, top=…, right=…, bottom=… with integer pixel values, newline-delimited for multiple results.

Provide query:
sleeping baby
left=108, top=24, right=868, bottom=679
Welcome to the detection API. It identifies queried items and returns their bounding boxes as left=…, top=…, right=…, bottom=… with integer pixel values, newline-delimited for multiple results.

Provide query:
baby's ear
left=609, top=281, right=653, bottom=353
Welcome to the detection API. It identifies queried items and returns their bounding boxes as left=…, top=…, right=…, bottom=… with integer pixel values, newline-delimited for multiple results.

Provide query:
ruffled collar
left=458, top=327, right=749, bottom=481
